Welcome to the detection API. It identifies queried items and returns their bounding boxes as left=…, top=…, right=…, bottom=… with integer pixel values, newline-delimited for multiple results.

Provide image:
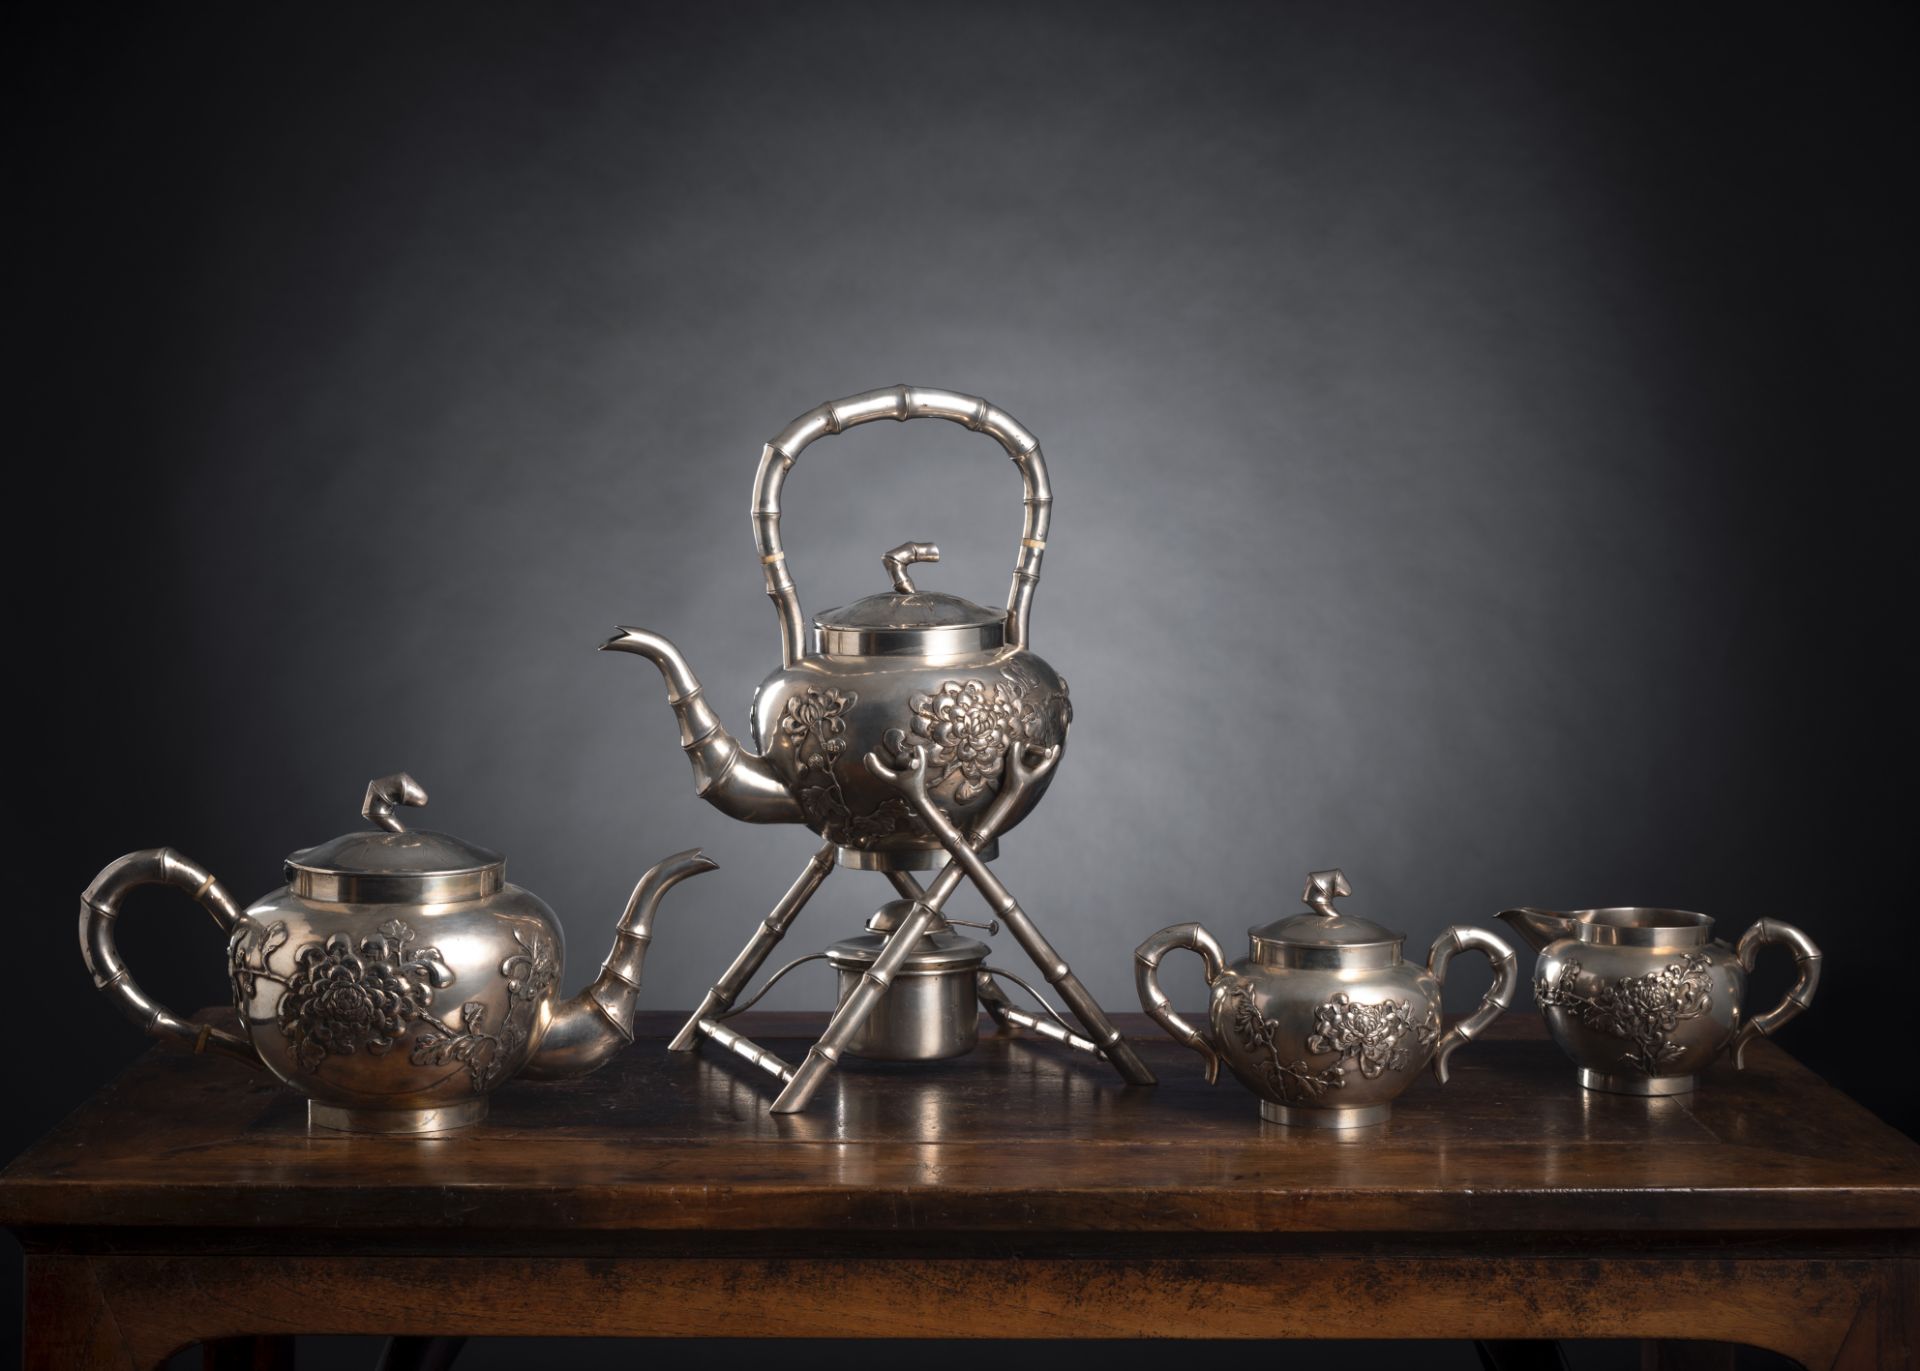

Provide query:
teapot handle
left=1133, top=923, right=1228, bottom=1084
left=1728, top=918, right=1822, bottom=1068
left=79, top=848, right=255, bottom=1065
left=1425, top=925, right=1520, bottom=1085
left=751, top=384, right=1052, bottom=668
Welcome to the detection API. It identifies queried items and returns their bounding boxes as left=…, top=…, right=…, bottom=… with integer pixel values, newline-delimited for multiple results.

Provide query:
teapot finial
left=882, top=541, right=940, bottom=593
left=362, top=773, right=428, bottom=834
left=1302, top=869, right=1352, bottom=918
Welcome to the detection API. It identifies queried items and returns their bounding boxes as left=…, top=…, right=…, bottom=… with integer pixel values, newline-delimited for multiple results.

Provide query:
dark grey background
left=13, top=2, right=1911, bottom=1368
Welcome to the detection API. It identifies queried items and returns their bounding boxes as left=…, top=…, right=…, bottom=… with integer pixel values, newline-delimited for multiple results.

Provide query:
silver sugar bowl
left=1135, top=870, right=1520, bottom=1128
left=79, top=773, right=715, bottom=1133
left=1497, top=905, right=1821, bottom=1096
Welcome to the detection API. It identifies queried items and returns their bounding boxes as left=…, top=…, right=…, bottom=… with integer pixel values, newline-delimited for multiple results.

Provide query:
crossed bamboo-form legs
left=666, top=841, right=839, bottom=1053
left=670, top=741, right=1153, bottom=1113
left=870, top=743, right=1154, bottom=1093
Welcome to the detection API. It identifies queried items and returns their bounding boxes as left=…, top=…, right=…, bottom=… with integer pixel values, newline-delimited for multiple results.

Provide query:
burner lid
left=826, top=926, right=991, bottom=974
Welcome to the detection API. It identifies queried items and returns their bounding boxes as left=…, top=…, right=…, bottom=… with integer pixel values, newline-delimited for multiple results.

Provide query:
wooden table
left=3, top=1012, right=1916, bottom=1369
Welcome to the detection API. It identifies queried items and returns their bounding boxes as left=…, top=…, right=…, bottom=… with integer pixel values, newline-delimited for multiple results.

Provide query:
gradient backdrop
left=16, top=3, right=1911, bottom=1368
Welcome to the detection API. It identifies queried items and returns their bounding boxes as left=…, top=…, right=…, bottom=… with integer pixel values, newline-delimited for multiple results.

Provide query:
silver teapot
left=1496, top=905, right=1821, bottom=1095
left=603, top=384, right=1068, bottom=872
left=1135, top=871, right=1519, bottom=1127
left=79, top=773, right=716, bottom=1132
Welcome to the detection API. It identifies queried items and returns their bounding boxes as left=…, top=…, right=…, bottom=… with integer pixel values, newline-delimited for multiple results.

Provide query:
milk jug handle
left=1133, top=923, right=1228, bottom=1084
left=79, top=848, right=256, bottom=1065
left=1729, top=918, right=1822, bottom=1068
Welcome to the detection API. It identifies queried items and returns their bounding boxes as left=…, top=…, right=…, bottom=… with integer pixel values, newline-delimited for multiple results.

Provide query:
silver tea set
left=75, top=384, right=1824, bottom=1132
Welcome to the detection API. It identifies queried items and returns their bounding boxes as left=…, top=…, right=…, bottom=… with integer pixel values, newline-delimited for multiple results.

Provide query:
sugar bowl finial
left=1303, top=869, right=1352, bottom=916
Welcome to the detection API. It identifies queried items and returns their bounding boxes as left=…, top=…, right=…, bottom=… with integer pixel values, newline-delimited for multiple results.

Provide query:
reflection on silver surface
left=80, top=774, right=715, bottom=1132
left=1137, top=870, right=1517, bottom=1127
left=1499, top=905, right=1822, bottom=1094
left=628, top=387, right=1153, bottom=1112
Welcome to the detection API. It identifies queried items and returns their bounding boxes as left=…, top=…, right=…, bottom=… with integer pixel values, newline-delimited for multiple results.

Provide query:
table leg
left=376, top=1335, right=466, bottom=1371
left=202, top=1337, right=295, bottom=1370
left=1638, top=1343, right=1734, bottom=1370
left=1475, top=1340, right=1568, bottom=1370
left=1828, top=1258, right=1919, bottom=1371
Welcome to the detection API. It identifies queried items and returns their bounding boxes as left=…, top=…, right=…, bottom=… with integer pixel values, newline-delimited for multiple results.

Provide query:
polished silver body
left=610, top=385, right=1152, bottom=1111
left=827, top=922, right=990, bottom=1061
left=602, top=384, right=1065, bottom=867
left=793, top=895, right=1098, bottom=1064
left=79, top=774, right=715, bottom=1133
left=1136, top=871, right=1519, bottom=1128
left=1497, top=906, right=1821, bottom=1096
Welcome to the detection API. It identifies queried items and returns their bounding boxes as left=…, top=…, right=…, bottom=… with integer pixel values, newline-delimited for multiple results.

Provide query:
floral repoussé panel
left=1534, top=952, right=1713, bottom=1075
left=226, top=916, right=555, bottom=1092
left=1230, top=987, right=1440, bottom=1106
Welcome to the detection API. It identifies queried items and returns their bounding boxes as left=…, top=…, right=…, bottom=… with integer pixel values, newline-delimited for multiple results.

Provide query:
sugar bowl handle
left=1426, top=925, right=1520, bottom=1085
left=1728, top=918, right=1822, bottom=1068
left=78, top=848, right=256, bottom=1065
left=1133, top=923, right=1228, bottom=1084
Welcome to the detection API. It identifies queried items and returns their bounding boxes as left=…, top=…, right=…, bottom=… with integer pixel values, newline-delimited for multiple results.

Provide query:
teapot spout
left=1495, top=907, right=1577, bottom=955
left=522, top=849, right=719, bottom=1079
left=602, top=627, right=802, bottom=824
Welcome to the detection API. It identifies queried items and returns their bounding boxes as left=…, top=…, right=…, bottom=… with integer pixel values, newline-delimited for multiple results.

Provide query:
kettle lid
left=1250, top=870, right=1404, bottom=967
left=812, top=542, right=1007, bottom=656
left=284, top=774, right=504, bottom=904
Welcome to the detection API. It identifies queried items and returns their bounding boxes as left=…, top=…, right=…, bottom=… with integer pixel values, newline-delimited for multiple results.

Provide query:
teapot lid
left=1250, top=870, right=1403, bottom=969
left=812, top=543, right=1007, bottom=656
left=284, top=774, right=504, bottom=904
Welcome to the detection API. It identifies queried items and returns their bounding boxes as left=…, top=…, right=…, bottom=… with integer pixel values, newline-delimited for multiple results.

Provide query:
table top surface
left=4, top=1012, right=1916, bottom=1238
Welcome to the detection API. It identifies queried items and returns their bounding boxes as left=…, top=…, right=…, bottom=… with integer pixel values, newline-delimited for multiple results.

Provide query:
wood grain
left=6, top=1012, right=1917, bottom=1369
left=4, top=1014, right=1917, bottom=1237
left=20, top=1250, right=1888, bottom=1370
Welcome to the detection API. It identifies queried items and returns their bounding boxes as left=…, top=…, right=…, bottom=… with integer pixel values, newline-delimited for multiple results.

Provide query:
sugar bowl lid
left=284, top=773, right=504, bottom=904
left=813, top=543, right=1007, bottom=656
left=1251, top=870, right=1404, bottom=969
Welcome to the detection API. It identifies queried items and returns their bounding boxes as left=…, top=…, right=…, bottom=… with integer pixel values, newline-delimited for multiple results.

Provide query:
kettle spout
left=602, top=627, right=803, bottom=824
left=522, top=849, right=719, bottom=1079
left=1495, top=907, right=1576, bottom=955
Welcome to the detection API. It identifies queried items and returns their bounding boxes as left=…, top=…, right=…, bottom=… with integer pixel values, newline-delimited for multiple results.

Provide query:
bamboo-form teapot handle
left=1133, top=923, right=1228, bottom=1084
left=750, top=384, right=1053, bottom=667
left=79, top=848, right=256, bottom=1065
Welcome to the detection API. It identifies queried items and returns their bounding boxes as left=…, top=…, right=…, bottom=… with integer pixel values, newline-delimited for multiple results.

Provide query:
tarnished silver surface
left=1135, top=870, right=1517, bottom=1127
left=1499, top=905, right=1822, bottom=1095
left=79, top=774, right=715, bottom=1133
left=631, top=386, right=1148, bottom=1111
